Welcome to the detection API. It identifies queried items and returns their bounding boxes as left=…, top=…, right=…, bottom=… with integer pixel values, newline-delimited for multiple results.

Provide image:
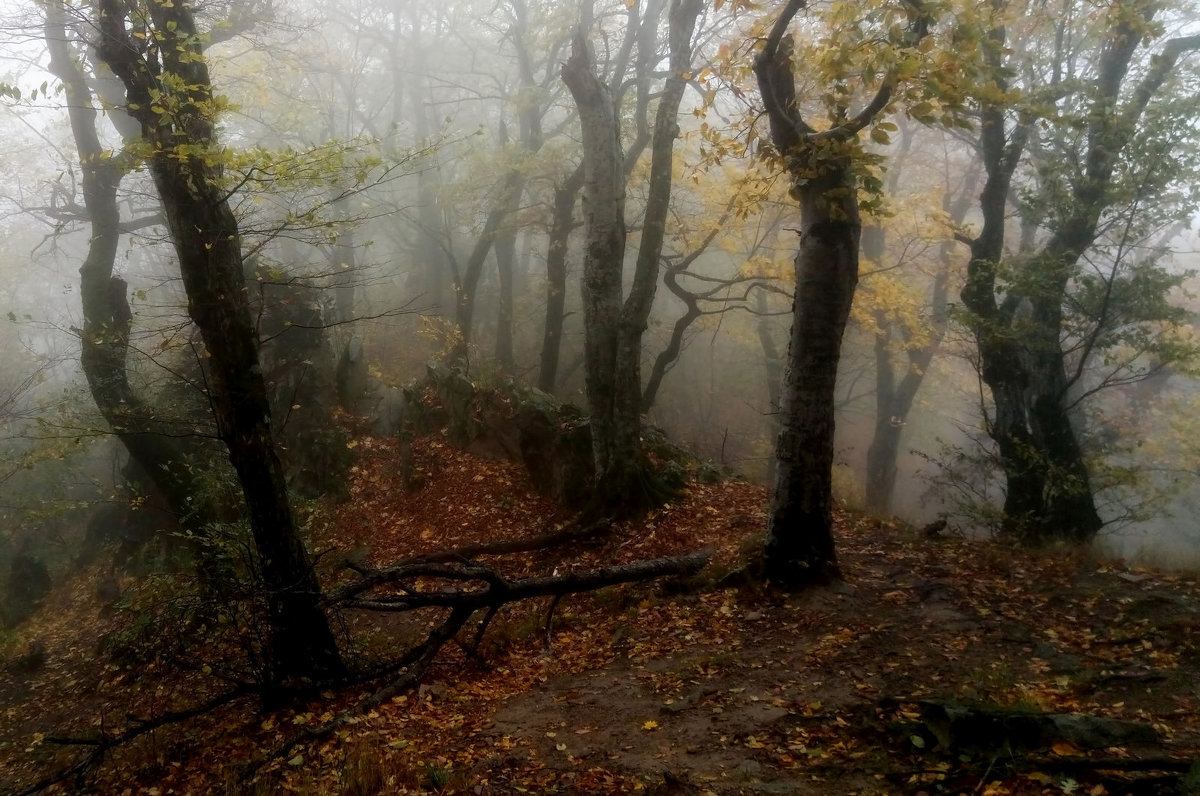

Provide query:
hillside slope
left=3, top=432, right=1199, bottom=794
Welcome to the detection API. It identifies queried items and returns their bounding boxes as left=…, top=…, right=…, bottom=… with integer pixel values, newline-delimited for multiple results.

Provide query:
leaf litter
left=1, top=431, right=1198, bottom=793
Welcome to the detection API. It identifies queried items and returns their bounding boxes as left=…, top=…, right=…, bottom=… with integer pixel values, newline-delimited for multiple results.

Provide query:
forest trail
left=2, top=433, right=1199, bottom=794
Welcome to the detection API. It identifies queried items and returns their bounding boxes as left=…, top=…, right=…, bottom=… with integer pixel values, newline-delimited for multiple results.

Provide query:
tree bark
left=537, top=165, right=584, bottom=394
left=44, top=0, right=225, bottom=579
left=562, top=0, right=703, bottom=516
left=562, top=35, right=629, bottom=506
left=754, top=0, right=929, bottom=587
left=94, top=0, right=343, bottom=684
left=764, top=194, right=856, bottom=586
left=959, top=6, right=1197, bottom=542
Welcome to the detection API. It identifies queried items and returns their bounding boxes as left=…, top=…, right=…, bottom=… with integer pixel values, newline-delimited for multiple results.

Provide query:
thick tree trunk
left=753, top=0, right=929, bottom=586
left=956, top=5, right=1192, bottom=542
left=94, top=0, right=343, bottom=684
left=1021, top=246, right=1102, bottom=541
left=562, top=36, right=629, bottom=505
left=763, top=177, right=856, bottom=586
left=962, top=159, right=1049, bottom=537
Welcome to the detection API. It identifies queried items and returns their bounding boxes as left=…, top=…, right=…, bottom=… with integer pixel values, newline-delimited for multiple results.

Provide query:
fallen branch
left=329, top=517, right=614, bottom=603
left=239, top=604, right=476, bottom=781
left=17, top=686, right=253, bottom=795
left=241, top=548, right=712, bottom=779
left=334, top=547, right=714, bottom=612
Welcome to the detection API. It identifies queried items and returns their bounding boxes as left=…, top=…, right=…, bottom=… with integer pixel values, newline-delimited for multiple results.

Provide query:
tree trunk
left=862, top=212, right=959, bottom=514
left=450, top=170, right=523, bottom=366
left=329, top=197, right=357, bottom=326
left=755, top=289, right=784, bottom=486
left=563, top=0, right=702, bottom=516
left=45, top=1, right=225, bottom=580
left=562, top=35, right=630, bottom=506
left=763, top=180, right=856, bottom=587
left=94, top=0, right=343, bottom=685
left=494, top=204, right=518, bottom=372
left=956, top=5, right=1194, bottom=542
left=537, top=166, right=584, bottom=394
left=1020, top=246, right=1102, bottom=541
left=753, top=0, right=929, bottom=586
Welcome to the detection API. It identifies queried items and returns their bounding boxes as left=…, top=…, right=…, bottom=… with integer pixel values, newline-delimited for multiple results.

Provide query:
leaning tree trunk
left=449, top=170, right=524, bottom=366
left=94, top=0, right=343, bottom=685
left=45, top=1, right=227, bottom=581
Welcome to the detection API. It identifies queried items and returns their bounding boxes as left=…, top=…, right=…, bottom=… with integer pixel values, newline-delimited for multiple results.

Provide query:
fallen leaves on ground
left=2, top=431, right=1199, bottom=794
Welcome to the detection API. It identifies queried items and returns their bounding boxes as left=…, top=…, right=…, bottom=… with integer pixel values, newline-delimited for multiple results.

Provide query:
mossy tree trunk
left=561, top=0, right=703, bottom=517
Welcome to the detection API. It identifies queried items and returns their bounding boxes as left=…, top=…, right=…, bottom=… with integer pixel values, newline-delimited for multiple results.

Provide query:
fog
left=2, top=0, right=1199, bottom=589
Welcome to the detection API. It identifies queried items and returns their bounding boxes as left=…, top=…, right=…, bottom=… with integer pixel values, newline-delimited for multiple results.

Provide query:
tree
left=43, top=0, right=231, bottom=583
left=753, top=0, right=930, bottom=587
left=90, top=0, right=344, bottom=684
left=860, top=129, right=979, bottom=515
left=562, top=0, right=703, bottom=517
left=958, top=0, right=1200, bottom=542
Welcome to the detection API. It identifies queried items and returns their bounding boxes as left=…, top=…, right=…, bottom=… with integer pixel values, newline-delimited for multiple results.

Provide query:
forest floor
left=3, top=432, right=1200, bottom=794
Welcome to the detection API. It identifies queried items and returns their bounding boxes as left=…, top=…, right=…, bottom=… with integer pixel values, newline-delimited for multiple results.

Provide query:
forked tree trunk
left=45, top=1, right=225, bottom=582
left=94, top=0, right=343, bottom=685
left=753, top=0, right=929, bottom=587
left=562, top=34, right=632, bottom=506
left=562, top=0, right=702, bottom=516
left=959, top=4, right=1196, bottom=543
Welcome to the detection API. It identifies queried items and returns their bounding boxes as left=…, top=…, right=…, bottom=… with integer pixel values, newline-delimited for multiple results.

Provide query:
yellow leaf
left=641, top=720, right=659, bottom=731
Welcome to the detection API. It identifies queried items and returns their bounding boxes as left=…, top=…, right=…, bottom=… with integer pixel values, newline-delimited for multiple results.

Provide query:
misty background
left=1, top=0, right=1199, bottom=602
